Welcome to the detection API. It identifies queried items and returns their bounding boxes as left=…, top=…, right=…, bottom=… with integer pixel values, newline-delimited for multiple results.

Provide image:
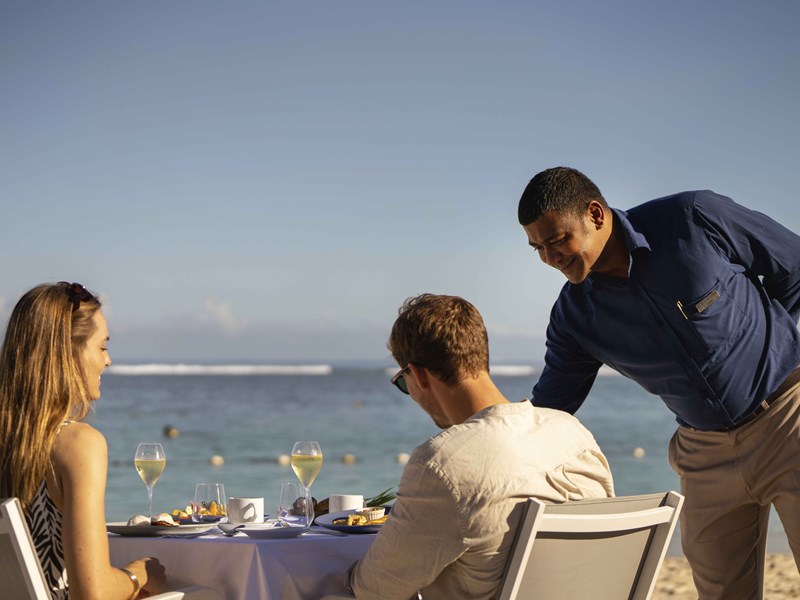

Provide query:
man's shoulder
left=626, top=189, right=734, bottom=221
left=409, top=403, right=528, bottom=459
left=411, top=402, right=598, bottom=464
left=626, top=190, right=698, bottom=218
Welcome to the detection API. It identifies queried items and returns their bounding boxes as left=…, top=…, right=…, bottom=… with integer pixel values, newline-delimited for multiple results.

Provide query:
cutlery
left=218, top=523, right=245, bottom=537
left=305, top=527, right=347, bottom=537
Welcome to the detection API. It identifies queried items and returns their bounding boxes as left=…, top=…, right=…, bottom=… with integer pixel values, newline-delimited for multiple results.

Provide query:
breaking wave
left=106, top=364, right=333, bottom=376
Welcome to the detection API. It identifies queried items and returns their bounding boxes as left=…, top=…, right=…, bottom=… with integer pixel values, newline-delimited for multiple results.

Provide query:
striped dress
left=24, top=427, right=70, bottom=599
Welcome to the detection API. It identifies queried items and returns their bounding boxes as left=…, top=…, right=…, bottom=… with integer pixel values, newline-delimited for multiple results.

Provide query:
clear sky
left=2, top=0, right=799, bottom=363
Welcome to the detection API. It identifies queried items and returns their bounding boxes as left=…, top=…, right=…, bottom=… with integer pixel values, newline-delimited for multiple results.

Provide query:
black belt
left=722, top=365, right=800, bottom=431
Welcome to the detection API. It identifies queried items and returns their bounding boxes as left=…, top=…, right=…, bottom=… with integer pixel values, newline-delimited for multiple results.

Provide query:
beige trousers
left=669, top=383, right=800, bottom=600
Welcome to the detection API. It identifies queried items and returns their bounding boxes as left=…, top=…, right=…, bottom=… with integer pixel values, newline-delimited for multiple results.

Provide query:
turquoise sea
left=92, top=364, right=790, bottom=556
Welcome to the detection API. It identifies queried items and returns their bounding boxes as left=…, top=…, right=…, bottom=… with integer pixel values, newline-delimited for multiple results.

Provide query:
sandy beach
left=653, top=554, right=800, bottom=599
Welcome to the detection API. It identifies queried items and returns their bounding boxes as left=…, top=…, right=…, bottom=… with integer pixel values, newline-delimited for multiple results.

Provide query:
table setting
left=107, top=439, right=394, bottom=599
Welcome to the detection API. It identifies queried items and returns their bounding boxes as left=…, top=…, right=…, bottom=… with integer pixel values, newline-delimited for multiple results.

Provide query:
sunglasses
left=391, top=365, right=411, bottom=395
left=58, top=281, right=95, bottom=311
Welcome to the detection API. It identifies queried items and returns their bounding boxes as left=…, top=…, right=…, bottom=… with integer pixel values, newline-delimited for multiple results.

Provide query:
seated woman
left=0, top=282, right=166, bottom=599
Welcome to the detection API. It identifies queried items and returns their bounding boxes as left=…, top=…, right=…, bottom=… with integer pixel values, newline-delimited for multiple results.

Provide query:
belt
left=721, top=365, right=800, bottom=431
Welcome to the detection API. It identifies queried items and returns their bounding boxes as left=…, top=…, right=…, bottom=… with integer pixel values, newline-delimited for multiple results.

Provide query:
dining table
left=108, top=525, right=375, bottom=600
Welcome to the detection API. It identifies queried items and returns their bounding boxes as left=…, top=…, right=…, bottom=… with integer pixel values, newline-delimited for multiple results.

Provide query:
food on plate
left=314, top=497, right=329, bottom=516
left=126, top=514, right=151, bottom=527
left=171, top=505, right=194, bottom=522
left=125, top=512, right=179, bottom=527
left=315, top=488, right=394, bottom=518
left=151, top=512, right=178, bottom=527
left=332, top=512, right=389, bottom=527
left=357, top=507, right=385, bottom=521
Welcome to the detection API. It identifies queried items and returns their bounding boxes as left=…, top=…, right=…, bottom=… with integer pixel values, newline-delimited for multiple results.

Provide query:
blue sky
left=2, top=0, right=799, bottom=363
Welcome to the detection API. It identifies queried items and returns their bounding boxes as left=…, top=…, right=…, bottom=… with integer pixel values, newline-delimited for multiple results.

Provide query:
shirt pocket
left=673, top=271, right=750, bottom=358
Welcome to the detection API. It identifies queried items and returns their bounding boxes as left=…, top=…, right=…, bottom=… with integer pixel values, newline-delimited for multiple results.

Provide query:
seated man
left=347, top=293, right=615, bottom=599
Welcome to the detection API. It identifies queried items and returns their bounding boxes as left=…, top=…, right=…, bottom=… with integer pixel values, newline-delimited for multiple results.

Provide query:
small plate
left=237, top=522, right=307, bottom=539
left=316, top=508, right=389, bottom=534
left=107, top=522, right=215, bottom=537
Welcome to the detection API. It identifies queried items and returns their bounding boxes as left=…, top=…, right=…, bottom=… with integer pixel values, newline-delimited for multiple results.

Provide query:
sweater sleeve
left=350, top=456, right=467, bottom=600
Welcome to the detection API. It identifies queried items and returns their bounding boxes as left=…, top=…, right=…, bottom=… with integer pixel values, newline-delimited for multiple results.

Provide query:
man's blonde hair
left=388, top=294, right=489, bottom=384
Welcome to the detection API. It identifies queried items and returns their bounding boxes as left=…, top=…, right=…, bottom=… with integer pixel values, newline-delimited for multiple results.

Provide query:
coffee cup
left=228, top=497, right=265, bottom=524
left=328, top=494, right=364, bottom=513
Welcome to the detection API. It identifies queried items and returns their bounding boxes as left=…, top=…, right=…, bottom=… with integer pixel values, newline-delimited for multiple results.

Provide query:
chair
left=497, top=491, right=684, bottom=600
left=1, top=498, right=222, bottom=600
left=321, top=492, right=683, bottom=600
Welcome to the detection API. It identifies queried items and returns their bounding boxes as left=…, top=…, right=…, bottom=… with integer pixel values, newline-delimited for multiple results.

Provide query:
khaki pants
left=669, top=383, right=800, bottom=600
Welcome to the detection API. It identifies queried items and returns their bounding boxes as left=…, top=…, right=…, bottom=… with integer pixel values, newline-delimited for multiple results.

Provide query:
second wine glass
left=290, top=441, right=322, bottom=525
left=134, top=442, right=166, bottom=521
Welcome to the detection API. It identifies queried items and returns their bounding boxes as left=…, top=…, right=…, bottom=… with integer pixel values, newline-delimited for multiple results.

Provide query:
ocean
left=92, top=364, right=790, bottom=556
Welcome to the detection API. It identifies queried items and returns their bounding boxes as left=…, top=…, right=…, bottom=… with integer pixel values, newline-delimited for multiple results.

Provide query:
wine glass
left=192, top=483, right=227, bottom=523
left=290, top=441, right=322, bottom=526
left=134, top=443, right=166, bottom=520
left=278, top=481, right=312, bottom=528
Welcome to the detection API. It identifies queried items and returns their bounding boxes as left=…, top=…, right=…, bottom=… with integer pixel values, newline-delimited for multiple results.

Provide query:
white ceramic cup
left=227, top=497, right=265, bottom=524
left=329, top=494, right=364, bottom=513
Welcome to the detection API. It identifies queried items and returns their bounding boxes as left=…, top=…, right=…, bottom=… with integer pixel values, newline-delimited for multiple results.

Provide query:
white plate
left=106, top=522, right=215, bottom=537
left=316, top=508, right=388, bottom=534
left=238, top=522, right=307, bottom=539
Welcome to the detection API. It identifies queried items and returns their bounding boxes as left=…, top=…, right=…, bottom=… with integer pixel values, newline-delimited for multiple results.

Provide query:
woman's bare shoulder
left=53, top=421, right=107, bottom=466
left=59, top=420, right=106, bottom=445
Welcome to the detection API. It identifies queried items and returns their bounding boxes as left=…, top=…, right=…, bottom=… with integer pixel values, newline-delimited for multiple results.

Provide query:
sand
left=653, top=554, right=800, bottom=599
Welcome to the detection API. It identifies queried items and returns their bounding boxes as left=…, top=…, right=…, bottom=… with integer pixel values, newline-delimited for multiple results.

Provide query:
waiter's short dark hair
left=518, top=166, right=607, bottom=225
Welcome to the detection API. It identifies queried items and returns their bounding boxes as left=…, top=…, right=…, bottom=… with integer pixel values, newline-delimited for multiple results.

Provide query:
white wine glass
left=134, top=442, right=166, bottom=520
left=290, top=441, right=322, bottom=526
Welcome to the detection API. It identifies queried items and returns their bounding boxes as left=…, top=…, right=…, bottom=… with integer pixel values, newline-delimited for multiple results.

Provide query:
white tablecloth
left=108, top=528, right=374, bottom=600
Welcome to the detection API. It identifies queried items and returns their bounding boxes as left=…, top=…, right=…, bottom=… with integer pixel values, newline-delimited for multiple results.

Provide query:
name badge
left=676, top=289, right=720, bottom=319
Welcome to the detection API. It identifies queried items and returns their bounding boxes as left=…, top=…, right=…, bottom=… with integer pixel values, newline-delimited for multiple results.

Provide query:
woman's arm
left=51, top=422, right=166, bottom=600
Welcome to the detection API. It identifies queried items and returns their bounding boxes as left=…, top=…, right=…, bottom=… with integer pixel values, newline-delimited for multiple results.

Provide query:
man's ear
left=587, top=200, right=606, bottom=230
left=407, top=363, right=431, bottom=389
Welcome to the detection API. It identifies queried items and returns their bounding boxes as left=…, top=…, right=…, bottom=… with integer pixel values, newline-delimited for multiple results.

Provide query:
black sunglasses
left=58, top=281, right=95, bottom=311
left=391, top=365, right=411, bottom=395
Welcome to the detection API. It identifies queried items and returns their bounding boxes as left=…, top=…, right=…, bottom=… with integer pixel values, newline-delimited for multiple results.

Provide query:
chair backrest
left=0, top=497, right=52, bottom=599
left=497, top=491, right=684, bottom=600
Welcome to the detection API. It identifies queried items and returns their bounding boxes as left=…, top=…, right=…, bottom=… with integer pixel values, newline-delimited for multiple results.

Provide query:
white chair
left=497, top=491, right=684, bottom=600
left=1, top=497, right=222, bottom=600
left=321, top=491, right=683, bottom=600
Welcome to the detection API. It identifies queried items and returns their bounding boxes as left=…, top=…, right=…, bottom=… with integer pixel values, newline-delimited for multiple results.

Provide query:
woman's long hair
left=0, top=282, right=102, bottom=508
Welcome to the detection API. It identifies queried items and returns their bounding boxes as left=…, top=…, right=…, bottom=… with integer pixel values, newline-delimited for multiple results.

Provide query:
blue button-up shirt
left=532, top=190, right=800, bottom=430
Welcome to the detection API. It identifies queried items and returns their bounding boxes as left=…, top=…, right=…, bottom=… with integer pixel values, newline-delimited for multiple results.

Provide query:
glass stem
left=147, top=486, right=154, bottom=520
left=305, top=485, right=312, bottom=527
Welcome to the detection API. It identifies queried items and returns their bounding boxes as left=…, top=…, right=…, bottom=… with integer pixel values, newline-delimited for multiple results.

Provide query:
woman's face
left=81, top=310, right=111, bottom=400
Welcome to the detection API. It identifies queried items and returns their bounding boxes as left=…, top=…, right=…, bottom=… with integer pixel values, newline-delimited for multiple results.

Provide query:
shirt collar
left=612, top=207, right=650, bottom=253
left=581, top=208, right=650, bottom=293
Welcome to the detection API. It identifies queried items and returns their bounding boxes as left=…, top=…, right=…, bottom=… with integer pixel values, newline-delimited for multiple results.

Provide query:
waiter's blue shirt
left=532, top=190, right=800, bottom=430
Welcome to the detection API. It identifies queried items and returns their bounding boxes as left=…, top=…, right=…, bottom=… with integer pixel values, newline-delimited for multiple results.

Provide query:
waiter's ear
left=587, top=200, right=606, bottom=230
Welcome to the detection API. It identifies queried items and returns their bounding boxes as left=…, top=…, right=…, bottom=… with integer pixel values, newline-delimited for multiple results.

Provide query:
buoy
left=163, top=425, right=180, bottom=439
left=342, top=453, right=357, bottom=465
left=396, top=453, right=410, bottom=465
left=210, top=454, right=225, bottom=466
left=632, top=447, right=646, bottom=459
left=277, top=454, right=291, bottom=466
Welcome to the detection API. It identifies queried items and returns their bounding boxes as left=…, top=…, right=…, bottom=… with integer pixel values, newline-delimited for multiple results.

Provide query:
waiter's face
left=522, top=203, right=607, bottom=284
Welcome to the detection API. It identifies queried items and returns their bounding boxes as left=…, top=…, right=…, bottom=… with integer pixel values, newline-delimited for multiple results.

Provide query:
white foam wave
left=491, top=365, right=538, bottom=376
left=382, top=365, right=538, bottom=377
left=107, top=364, right=333, bottom=376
